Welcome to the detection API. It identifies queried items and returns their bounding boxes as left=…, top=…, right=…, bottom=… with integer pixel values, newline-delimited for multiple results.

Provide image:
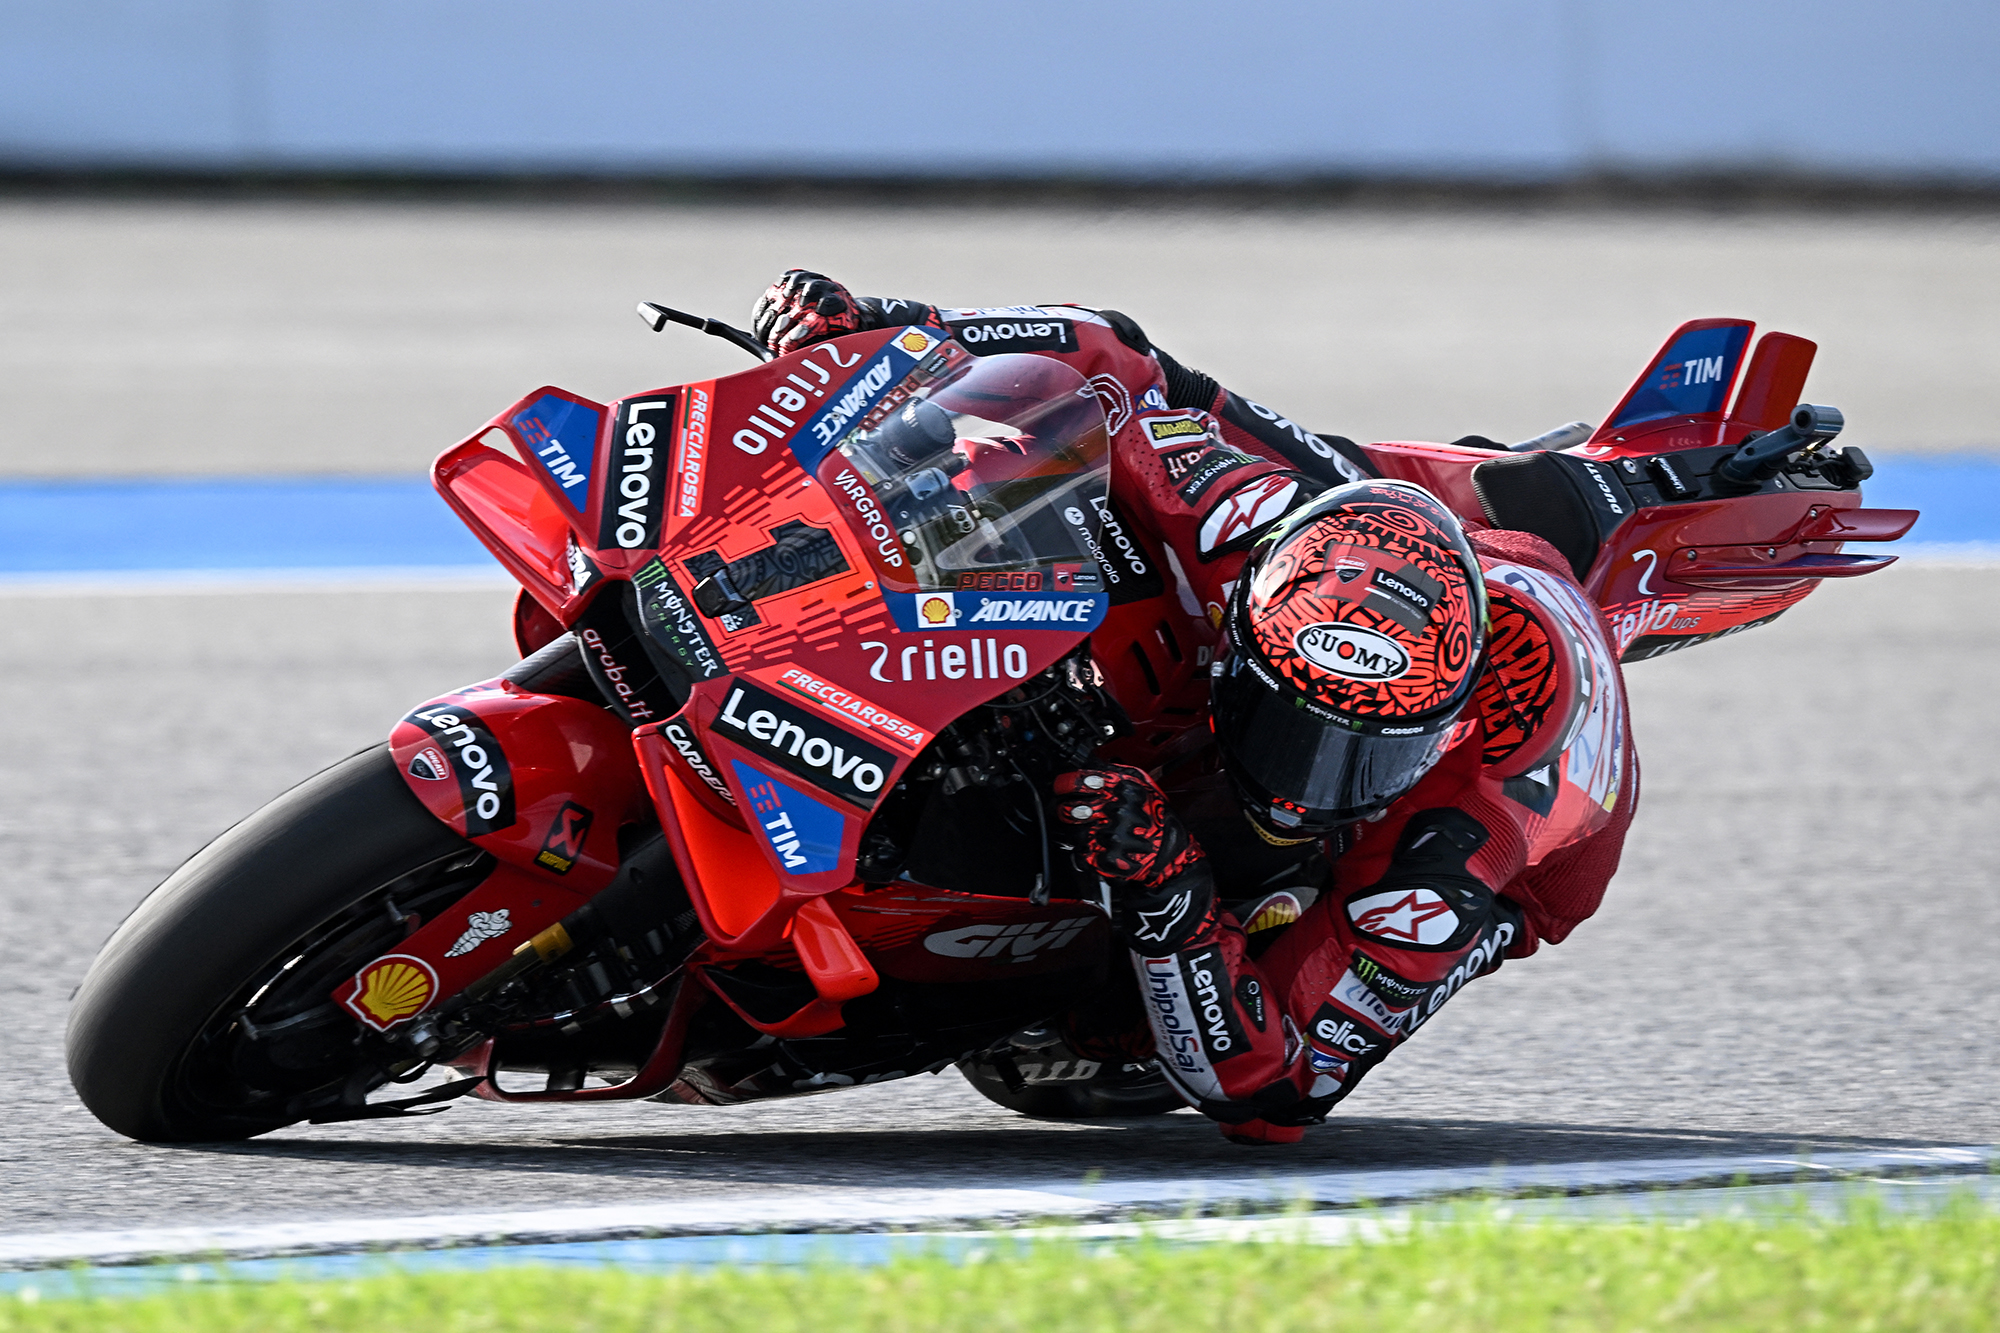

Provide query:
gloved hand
left=1054, top=765, right=1214, bottom=953
left=750, top=269, right=870, bottom=354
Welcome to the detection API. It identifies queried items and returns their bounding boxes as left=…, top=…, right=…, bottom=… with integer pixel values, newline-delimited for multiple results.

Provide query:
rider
left=751, top=271, right=1639, bottom=1145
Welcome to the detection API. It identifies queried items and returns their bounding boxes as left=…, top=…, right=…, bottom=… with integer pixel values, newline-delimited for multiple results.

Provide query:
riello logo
left=1294, top=622, right=1410, bottom=680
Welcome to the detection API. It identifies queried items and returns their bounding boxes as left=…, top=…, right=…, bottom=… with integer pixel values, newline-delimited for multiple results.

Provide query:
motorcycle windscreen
left=815, top=351, right=1110, bottom=597
left=1212, top=654, right=1453, bottom=823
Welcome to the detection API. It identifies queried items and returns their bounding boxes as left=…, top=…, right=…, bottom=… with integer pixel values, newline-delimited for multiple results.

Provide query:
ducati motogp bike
left=67, top=303, right=1915, bottom=1141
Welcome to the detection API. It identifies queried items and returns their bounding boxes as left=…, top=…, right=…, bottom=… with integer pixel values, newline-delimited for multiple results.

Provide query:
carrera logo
left=950, top=317, right=1076, bottom=354
left=1345, top=887, right=1460, bottom=948
left=404, top=703, right=515, bottom=836
left=1294, top=623, right=1410, bottom=680
left=662, top=718, right=734, bottom=804
left=602, top=397, right=673, bottom=550
left=717, top=682, right=894, bottom=808
left=923, top=916, right=1093, bottom=960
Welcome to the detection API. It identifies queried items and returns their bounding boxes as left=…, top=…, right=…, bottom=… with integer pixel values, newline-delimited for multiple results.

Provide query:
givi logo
left=923, top=917, right=1093, bottom=960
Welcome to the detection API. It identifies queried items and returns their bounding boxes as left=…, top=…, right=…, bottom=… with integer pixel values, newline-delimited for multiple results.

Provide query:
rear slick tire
left=65, top=745, right=478, bottom=1143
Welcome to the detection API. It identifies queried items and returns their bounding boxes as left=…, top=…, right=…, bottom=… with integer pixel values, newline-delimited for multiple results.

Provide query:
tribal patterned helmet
left=1212, top=480, right=1486, bottom=837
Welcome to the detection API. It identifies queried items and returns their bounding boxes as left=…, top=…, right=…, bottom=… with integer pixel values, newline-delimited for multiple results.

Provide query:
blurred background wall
left=4, top=0, right=1997, bottom=181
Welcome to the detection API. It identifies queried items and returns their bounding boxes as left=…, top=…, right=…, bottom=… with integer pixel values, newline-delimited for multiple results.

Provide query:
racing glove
left=750, top=269, right=870, bottom=354
left=1054, top=765, right=1215, bottom=954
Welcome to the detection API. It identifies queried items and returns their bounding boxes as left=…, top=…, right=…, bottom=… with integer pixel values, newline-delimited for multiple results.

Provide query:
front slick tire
left=66, top=745, right=481, bottom=1143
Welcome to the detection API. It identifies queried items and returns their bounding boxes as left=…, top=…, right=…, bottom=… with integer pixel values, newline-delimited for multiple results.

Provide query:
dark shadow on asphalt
left=162, top=1116, right=1972, bottom=1185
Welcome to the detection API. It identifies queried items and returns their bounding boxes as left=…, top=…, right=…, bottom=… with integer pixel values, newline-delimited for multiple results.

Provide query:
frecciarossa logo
left=715, top=680, right=895, bottom=808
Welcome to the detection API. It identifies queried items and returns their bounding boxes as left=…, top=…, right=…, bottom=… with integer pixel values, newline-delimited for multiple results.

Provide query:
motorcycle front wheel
left=66, top=745, right=486, bottom=1143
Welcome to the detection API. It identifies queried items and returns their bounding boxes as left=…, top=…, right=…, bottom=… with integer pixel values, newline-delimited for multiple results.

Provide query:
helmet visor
left=1212, top=652, right=1451, bottom=824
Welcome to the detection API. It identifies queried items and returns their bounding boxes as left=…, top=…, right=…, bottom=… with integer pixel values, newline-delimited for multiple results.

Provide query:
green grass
left=8, top=1198, right=2000, bottom=1331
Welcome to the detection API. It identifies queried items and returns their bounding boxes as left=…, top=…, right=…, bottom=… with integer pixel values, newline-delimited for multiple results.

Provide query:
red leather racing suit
left=885, top=299, right=1640, bottom=1136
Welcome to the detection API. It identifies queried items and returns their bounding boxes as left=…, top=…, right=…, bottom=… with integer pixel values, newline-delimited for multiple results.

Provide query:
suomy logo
left=1294, top=623, right=1410, bottom=680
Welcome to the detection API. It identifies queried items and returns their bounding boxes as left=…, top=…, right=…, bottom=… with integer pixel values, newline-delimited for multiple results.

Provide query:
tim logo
left=1661, top=356, right=1725, bottom=390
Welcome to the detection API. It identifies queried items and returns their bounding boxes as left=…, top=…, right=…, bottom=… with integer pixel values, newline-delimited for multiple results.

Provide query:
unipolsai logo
left=1294, top=623, right=1410, bottom=680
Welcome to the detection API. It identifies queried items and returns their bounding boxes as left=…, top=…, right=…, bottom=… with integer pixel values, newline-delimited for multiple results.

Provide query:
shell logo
left=343, top=954, right=439, bottom=1031
left=896, top=330, right=937, bottom=357
left=919, top=594, right=956, bottom=626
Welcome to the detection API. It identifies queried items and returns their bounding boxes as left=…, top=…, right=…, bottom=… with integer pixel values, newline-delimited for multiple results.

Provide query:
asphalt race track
left=2, top=562, right=1993, bottom=1234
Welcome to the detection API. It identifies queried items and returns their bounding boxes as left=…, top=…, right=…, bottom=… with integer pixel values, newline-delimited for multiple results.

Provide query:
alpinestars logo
left=1131, top=887, right=1195, bottom=946
left=1345, top=887, right=1461, bottom=948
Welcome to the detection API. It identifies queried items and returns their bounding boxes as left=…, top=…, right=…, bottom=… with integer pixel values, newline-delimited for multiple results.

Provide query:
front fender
left=390, top=679, right=648, bottom=893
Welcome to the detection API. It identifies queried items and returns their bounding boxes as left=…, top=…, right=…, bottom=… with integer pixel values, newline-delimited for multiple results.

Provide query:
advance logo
left=716, top=681, right=895, bottom=808
left=732, top=761, right=844, bottom=875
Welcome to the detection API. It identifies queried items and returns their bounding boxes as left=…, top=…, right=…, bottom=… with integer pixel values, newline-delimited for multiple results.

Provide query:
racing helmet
left=1212, top=480, right=1486, bottom=839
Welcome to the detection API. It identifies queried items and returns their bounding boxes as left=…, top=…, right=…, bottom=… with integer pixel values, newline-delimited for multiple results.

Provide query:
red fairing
left=332, top=680, right=652, bottom=1033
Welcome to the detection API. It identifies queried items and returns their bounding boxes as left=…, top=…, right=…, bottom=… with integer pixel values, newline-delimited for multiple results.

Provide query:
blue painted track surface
left=0, top=458, right=1988, bottom=575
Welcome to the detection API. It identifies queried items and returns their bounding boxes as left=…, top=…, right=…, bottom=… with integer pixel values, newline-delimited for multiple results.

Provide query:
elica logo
left=1294, top=623, right=1410, bottom=680
left=407, top=704, right=514, bottom=836
left=923, top=917, right=1093, bottom=960
left=716, top=682, right=894, bottom=808
left=605, top=398, right=673, bottom=550
left=1312, top=1011, right=1384, bottom=1059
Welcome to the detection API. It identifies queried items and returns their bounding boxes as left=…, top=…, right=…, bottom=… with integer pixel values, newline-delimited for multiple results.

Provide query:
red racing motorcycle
left=67, top=306, right=1915, bottom=1141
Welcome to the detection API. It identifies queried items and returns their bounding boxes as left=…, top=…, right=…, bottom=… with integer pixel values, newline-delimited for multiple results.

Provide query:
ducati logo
left=408, top=746, right=450, bottom=781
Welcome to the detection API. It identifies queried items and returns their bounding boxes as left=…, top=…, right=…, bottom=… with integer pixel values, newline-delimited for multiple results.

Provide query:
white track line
left=0, top=1146, right=1987, bottom=1271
